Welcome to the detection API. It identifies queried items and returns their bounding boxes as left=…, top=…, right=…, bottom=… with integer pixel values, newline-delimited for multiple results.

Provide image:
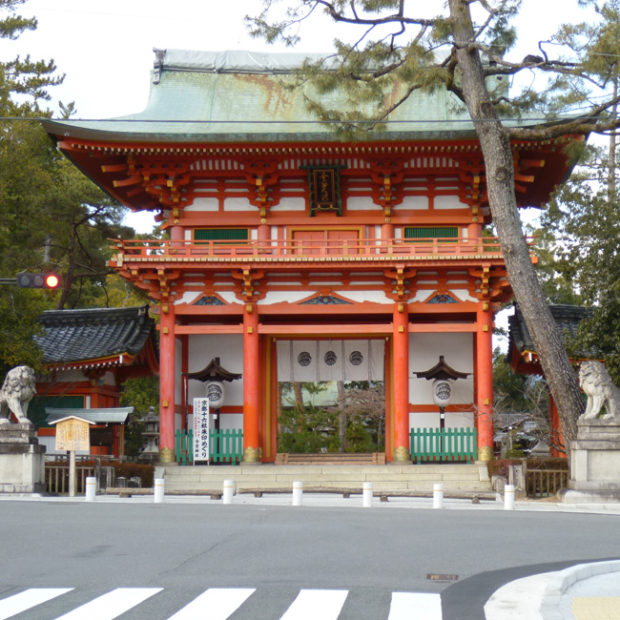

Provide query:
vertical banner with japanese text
left=192, top=397, right=210, bottom=463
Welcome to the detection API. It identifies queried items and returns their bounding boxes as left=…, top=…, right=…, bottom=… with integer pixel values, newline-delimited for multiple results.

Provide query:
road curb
left=484, top=559, right=620, bottom=620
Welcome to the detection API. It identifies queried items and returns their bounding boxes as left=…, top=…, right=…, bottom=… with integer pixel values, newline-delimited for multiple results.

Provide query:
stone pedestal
left=0, top=423, right=46, bottom=493
left=562, top=417, right=620, bottom=503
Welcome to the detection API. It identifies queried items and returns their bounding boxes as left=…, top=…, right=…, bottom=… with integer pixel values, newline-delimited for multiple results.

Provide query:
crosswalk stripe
left=279, top=589, right=349, bottom=620
left=388, top=592, right=442, bottom=619
left=0, top=588, right=73, bottom=620
left=54, top=587, right=162, bottom=620
left=167, top=588, right=255, bottom=619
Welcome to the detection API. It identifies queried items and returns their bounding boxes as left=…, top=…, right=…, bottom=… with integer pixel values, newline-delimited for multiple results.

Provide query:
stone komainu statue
left=0, top=365, right=36, bottom=425
left=579, top=361, right=620, bottom=419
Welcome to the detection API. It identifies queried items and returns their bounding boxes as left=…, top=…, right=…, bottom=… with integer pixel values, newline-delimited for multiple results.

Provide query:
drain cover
left=427, top=573, right=459, bottom=582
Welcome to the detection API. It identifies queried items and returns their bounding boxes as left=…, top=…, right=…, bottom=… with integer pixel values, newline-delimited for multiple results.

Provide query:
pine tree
left=248, top=0, right=620, bottom=442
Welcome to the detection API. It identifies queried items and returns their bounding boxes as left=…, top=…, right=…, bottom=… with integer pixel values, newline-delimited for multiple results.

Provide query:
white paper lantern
left=205, top=381, right=225, bottom=408
left=432, top=379, right=452, bottom=407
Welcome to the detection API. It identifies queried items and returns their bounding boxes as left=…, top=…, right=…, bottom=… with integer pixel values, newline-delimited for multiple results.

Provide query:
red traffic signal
left=16, top=272, right=61, bottom=289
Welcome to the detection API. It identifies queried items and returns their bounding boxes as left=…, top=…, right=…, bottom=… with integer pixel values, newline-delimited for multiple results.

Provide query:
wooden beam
left=409, top=323, right=477, bottom=333
left=258, top=324, right=393, bottom=335
left=175, top=325, right=243, bottom=335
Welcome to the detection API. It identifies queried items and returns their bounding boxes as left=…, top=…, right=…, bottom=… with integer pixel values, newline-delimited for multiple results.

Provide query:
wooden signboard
left=192, top=397, right=210, bottom=463
left=54, top=416, right=93, bottom=452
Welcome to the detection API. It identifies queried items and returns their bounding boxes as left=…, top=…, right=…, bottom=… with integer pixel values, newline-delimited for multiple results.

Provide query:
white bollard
left=433, top=483, right=444, bottom=509
left=504, top=484, right=515, bottom=510
left=85, top=476, right=97, bottom=502
left=362, top=481, right=373, bottom=508
left=153, top=478, right=165, bottom=503
left=292, top=480, right=303, bottom=506
left=222, top=479, right=234, bottom=504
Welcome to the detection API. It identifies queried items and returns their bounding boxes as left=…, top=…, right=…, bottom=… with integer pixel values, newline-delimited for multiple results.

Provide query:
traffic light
left=16, top=272, right=61, bottom=289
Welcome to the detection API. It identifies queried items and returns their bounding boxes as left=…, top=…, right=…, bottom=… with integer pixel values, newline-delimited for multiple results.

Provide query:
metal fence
left=410, top=427, right=478, bottom=463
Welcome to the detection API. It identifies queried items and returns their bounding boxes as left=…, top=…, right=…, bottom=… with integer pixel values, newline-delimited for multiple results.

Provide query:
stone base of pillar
left=393, top=445, right=410, bottom=463
left=563, top=417, right=620, bottom=503
left=242, top=446, right=260, bottom=463
left=478, top=445, right=493, bottom=462
left=159, top=447, right=175, bottom=463
left=0, top=423, right=46, bottom=493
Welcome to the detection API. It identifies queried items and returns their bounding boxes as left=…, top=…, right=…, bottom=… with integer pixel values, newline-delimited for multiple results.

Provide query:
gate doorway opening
left=275, top=340, right=385, bottom=454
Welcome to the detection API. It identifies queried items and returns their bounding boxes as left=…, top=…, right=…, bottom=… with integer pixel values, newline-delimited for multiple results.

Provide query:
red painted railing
left=111, top=237, right=506, bottom=261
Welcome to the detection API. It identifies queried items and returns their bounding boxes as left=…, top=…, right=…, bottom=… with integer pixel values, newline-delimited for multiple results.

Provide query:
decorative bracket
left=243, top=161, right=280, bottom=222
left=370, top=160, right=404, bottom=222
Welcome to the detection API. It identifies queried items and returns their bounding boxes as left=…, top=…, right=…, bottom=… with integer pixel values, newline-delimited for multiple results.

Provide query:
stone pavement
left=1, top=491, right=619, bottom=619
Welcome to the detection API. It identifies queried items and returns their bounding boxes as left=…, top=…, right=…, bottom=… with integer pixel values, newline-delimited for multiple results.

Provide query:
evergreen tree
left=248, top=0, right=620, bottom=442
left=0, top=1, right=136, bottom=373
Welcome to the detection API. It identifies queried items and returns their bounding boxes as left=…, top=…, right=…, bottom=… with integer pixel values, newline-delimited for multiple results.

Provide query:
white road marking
left=167, top=588, right=255, bottom=619
left=388, top=592, right=443, bottom=619
left=54, top=587, right=162, bottom=620
left=279, top=589, right=349, bottom=620
left=0, top=588, right=73, bottom=620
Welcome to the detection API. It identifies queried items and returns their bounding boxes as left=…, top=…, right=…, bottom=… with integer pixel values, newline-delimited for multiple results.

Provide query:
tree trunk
left=448, top=0, right=584, bottom=443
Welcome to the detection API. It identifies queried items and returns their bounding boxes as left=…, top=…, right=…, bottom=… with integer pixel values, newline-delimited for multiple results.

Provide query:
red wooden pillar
left=243, top=303, right=260, bottom=462
left=159, top=304, right=176, bottom=462
left=393, top=303, right=410, bottom=462
left=549, top=397, right=566, bottom=458
left=476, top=302, right=494, bottom=462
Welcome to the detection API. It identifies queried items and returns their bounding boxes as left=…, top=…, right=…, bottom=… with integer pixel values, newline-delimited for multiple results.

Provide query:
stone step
left=162, top=463, right=491, bottom=494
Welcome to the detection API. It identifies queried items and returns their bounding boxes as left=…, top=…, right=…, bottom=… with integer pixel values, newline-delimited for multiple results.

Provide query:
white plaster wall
left=409, top=411, right=439, bottom=430
left=409, top=332, right=473, bottom=405
left=450, top=289, right=479, bottom=302
left=434, top=195, right=469, bottom=209
left=445, top=411, right=474, bottom=429
left=222, top=198, right=257, bottom=212
left=187, top=335, right=244, bottom=407
left=271, top=197, right=306, bottom=211
left=347, top=196, right=379, bottom=211
left=175, top=292, right=202, bottom=305
left=185, top=198, right=219, bottom=212
left=187, top=412, right=243, bottom=434
left=334, top=290, right=392, bottom=304
left=101, top=371, right=116, bottom=386
left=259, top=291, right=315, bottom=305
left=218, top=292, right=241, bottom=304
left=408, top=411, right=473, bottom=432
left=397, top=196, right=429, bottom=210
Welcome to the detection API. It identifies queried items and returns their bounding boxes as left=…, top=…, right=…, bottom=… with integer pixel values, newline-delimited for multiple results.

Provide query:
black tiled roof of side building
left=507, top=304, right=595, bottom=362
left=35, top=305, right=156, bottom=364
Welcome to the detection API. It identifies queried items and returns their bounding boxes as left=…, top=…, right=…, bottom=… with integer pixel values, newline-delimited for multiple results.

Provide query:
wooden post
left=393, top=303, right=410, bottom=462
left=243, top=303, right=260, bottom=462
left=69, top=449, right=76, bottom=497
left=159, top=304, right=176, bottom=463
left=476, top=302, right=494, bottom=461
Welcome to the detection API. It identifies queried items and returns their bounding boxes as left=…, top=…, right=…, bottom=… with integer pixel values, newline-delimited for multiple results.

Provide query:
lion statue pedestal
left=0, top=366, right=46, bottom=494
left=561, top=362, right=620, bottom=504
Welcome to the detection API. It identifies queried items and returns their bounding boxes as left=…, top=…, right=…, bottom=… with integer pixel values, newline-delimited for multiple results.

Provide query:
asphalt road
left=1, top=501, right=619, bottom=619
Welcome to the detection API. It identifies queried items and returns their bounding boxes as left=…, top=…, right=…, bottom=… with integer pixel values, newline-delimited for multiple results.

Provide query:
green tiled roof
left=36, top=305, right=156, bottom=365
left=42, top=49, right=485, bottom=143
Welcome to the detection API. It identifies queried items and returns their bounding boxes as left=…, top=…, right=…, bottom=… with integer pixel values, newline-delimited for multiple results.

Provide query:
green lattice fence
left=410, top=427, right=477, bottom=463
left=176, top=429, right=243, bottom=465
